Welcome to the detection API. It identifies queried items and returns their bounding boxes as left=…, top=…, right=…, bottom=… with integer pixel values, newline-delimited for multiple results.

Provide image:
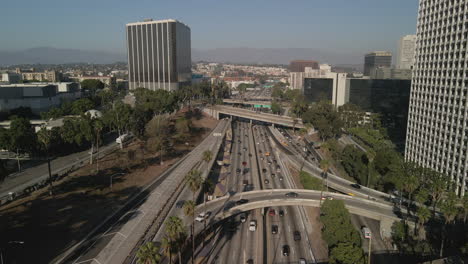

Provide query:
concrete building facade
left=126, top=19, right=191, bottom=91
left=396, top=35, right=417, bottom=70
left=15, top=68, right=61, bottom=82
left=405, top=0, right=468, bottom=195
left=364, top=51, right=392, bottom=76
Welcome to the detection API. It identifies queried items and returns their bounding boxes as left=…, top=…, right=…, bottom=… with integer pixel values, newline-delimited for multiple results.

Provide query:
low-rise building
left=0, top=83, right=81, bottom=114
left=15, top=68, right=62, bottom=82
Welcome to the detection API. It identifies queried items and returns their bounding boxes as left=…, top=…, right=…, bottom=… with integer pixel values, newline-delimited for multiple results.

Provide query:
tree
left=340, top=145, right=369, bottom=184
left=8, top=117, right=37, bottom=171
left=320, top=200, right=362, bottom=248
left=426, top=169, right=448, bottom=215
left=81, top=79, right=105, bottom=97
left=440, top=192, right=459, bottom=257
left=202, top=150, right=213, bottom=163
left=291, top=94, right=309, bottom=118
left=461, top=194, right=468, bottom=224
left=416, top=206, right=430, bottom=237
left=165, top=216, right=187, bottom=264
left=329, top=242, right=366, bottom=264
left=185, top=169, right=203, bottom=201
left=161, top=235, right=174, bottom=264
left=71, top=98, right=95, bottom=115
left=183, top=200, right=196, bottom=264
left=302, top=100, right=342, bottom=141
left=136, top=241, right=161, bottom=264
left=37, top=127, right=55, bottom=194
left=145, top=115, right=172, bottom=165
left=104, top=101, right=132, bottom=149
left=271, top=101, right=282, bottom=115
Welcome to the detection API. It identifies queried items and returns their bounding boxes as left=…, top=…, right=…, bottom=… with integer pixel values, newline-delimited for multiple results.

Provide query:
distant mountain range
left=0, top=47, right=126, bottom=66
left=0, top=47, right=363, bottom=68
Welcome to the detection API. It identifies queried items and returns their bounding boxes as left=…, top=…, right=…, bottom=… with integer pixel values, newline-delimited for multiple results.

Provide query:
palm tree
left=165, top=216, right=186, bottom=264
left=401, top=161, right=421, bottom=217
left=440, top=192, right=458, bottom=257
left=185, top=169, right=203, bottom=201
left=319, top=159, right=330, bottom=204
left=37, top=127, right=54, bottom=195
left=416, top=206, right=430, bottom=238
left=201, top=178, right=214, bottom=246
left=461, top=195, right=468, bottom=225
left=136, top=241, right=161, bottom=264
left=161, top=235, right=173, bottom=264
left=183, top=200, right=196, bottom=264
left=202, top=150, right=213, bottom=163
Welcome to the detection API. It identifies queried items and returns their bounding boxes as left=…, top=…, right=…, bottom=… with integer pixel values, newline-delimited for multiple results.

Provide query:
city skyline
left=1, top=0, right=417, bottom=59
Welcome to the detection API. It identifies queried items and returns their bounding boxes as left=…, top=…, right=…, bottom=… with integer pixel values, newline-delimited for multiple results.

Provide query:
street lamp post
left=368, top=235, right=372, bottom=264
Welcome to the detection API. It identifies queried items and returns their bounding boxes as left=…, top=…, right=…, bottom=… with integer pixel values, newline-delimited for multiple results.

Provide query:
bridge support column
left=271, top=123, right=275, bottom=128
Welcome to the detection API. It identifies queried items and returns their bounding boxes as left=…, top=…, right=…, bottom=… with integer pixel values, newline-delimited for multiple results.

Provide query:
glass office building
left=126, top=19, right=191, bottom=91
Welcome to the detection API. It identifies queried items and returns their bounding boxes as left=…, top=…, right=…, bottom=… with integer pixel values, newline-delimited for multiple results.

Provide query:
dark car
left=294, top=231, right=301, bottom=241
left=285, top=192, right=299, bottom=198
left=279, top=209, right=285, bottom=217
left=176, top=200, right=185, bottom=208
left=236, top=168, right=241, bottom=173
left=351, top=183, right=361, bottom=189
left=262, top=168, right=267, bottom=173
left=236, top=199, right=249, bottom=205
left=282, top=245, right=290, bottom=256
left=246, top=259, right=254, bottom=264
left=271, top=225, right=278, bottom=234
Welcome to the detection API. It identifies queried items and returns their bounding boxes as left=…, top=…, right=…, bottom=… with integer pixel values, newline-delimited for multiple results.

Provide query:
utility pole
left=368, top=235, right=372, bottom=264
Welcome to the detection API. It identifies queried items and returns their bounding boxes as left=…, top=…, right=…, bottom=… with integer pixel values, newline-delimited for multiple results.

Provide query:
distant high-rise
left=406, top=0, right=467, bottom=195
left=289, top=60, right=319, bottom=72
left=126, top=19, right=191, bottom=91
left=396, top=35, right=417, bottom=70
left=363, top=51, right=392, bottom=76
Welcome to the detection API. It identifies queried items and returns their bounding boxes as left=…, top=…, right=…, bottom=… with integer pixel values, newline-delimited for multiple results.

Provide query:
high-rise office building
left=126, top=19, right=191, bottom=91
left=406, top=0, right=467, bottom=195
left=363, top=51, right=392, bottom=76
left=396, top=35, right=417, bottom=70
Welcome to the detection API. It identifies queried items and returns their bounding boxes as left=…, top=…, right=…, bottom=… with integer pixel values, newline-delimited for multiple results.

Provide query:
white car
left=249, top=220, right=257, bottom=231
left=195, top=211, right=211, bottom=222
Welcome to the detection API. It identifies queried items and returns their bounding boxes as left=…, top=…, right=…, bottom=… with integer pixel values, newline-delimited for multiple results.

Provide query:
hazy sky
left=1, top=0, right=418, bottom=56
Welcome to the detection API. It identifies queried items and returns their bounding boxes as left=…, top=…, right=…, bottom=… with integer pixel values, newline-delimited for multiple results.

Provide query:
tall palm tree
left=136, top=241, right=161, bottom=264
left=185, top=169, right=203, bottom=201
left=416, top=206, right=430, bottom=237
left=165, top=216, right=186, bottom=264
left=161, top=235, right=173, bottom=264
left=201, top=178, right=214, bottom=246
left=183, top=200, right=196, bottom=264
left=440, top=192, right=458, bottom=257
left=202, top=150, right=213, bottom=163
left=37, top=127, right=54, bottom=195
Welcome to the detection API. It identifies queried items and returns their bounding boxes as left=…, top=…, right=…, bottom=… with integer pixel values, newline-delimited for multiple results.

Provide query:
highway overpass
left=204, top=105, right=305, bottom=129
left=223, top=99, right=272, bottom=107
left=194, top=189, right=406, bottom=239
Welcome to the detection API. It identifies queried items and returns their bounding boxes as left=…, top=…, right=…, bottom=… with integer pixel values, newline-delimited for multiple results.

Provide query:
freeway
left=193, top=122, right=317, bottom=264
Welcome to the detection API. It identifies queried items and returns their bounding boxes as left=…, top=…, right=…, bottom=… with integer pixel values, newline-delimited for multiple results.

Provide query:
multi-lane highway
left=196, top=121, right=316, bottom=264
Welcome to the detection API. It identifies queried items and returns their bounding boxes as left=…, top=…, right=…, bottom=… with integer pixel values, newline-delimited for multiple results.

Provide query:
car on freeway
left=195, top=211, right=211, bottom=222
left=294, top=231, right=301, bottom=241
left=347, top=192, right=355, bottom=196
left=285, top=192, right=299, bottom=198
left=236, top=199, right=249, bottom=205
left=268, top=209, right=276, bottom=216
left=259, top=150, right=262, bottom=154
left=351, top=183, right=361, bottom=189
left=246, top=259, right=254, bottom=264
left=279, top=176, right=283, bottom=181
left=282, top=245, right=290, bottom=256
left=236, top=168, right=241, bottom=173
left=321, top=196, right=334, bottom=200
left=242, top=161, right=247, bottom=166
left=271, top=225, right=278, bottom=234
left=249, top=153, right=253, bottom=157
left=243, top=147, right=247, bottom=151
left=264, top=179, right=270, bottom=184
left=279, top=209, right=285, bottom=217
left=299, top=258, right=307, bottom=264
left=267, top=161, right=272, bottom=165
left=238, top=152, right=242, bottom=155
left=262, top=168, right=267, bottom=173
left=249, top=220, right=257, bottom=231
left=240, top=213, right=247, bottom=223
left=276, top=165, right=281, bottom=171
left=271, top=173, right=276, bottom=178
